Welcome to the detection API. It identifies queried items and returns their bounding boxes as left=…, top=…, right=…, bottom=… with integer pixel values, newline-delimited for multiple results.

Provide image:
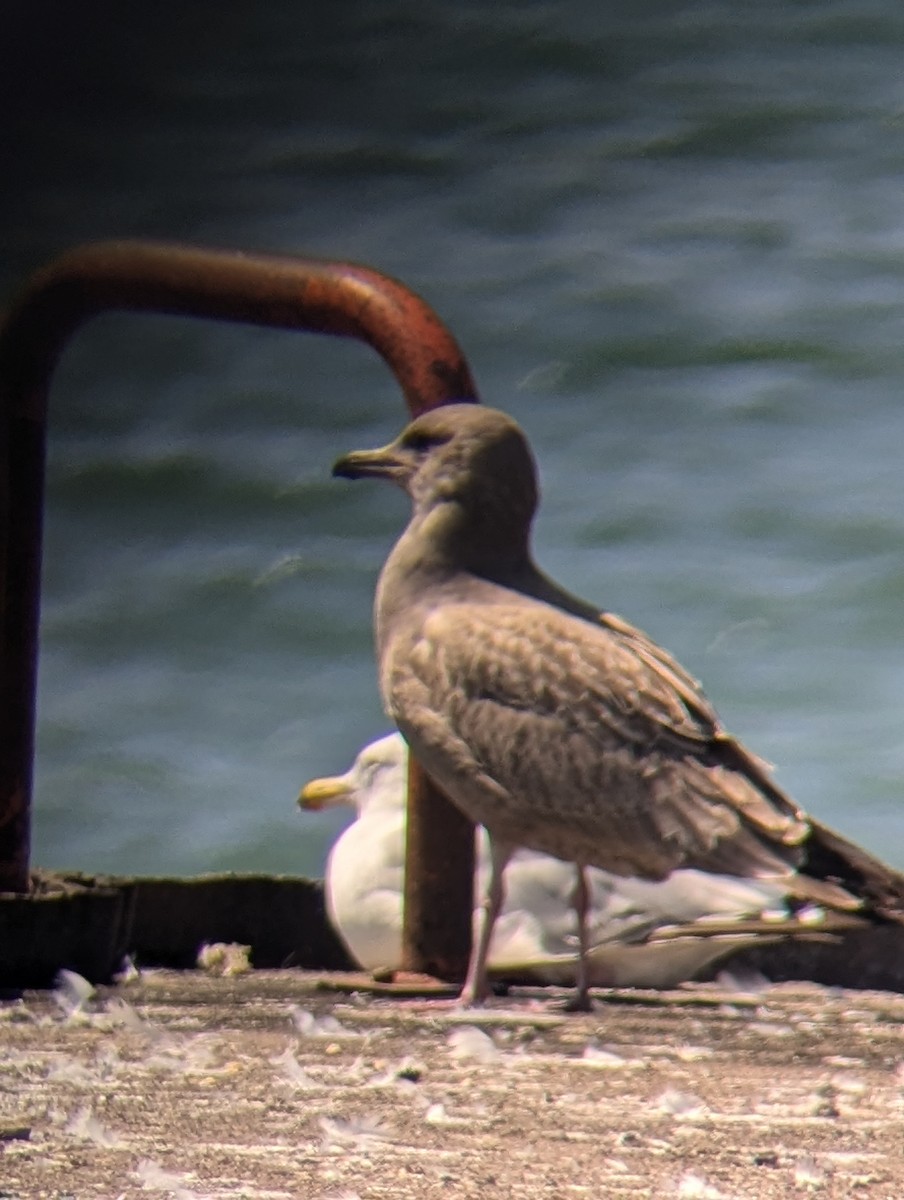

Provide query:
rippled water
left=4, top=1, right=904, bottom=877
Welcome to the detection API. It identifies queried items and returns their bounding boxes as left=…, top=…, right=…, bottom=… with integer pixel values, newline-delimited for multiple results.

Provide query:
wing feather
left=383, top=596, right=808, bottom=881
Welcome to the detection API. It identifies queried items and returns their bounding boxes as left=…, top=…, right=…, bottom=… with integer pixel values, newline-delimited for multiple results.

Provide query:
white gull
left=300, top=733, right=846, bottom=989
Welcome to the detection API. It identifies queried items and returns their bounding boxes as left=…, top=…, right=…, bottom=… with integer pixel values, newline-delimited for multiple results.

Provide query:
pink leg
left=459, top=838, right=512, bottom=1007
left=566, top=865, right=594, bottom=1013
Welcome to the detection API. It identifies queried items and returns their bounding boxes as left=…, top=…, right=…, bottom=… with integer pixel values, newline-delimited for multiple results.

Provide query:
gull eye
left=402, top=428, right=441, bottom=452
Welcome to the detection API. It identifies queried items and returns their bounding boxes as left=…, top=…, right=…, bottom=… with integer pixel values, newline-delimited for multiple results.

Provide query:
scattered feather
left=580, top=1044, right=628, bottom=1068
left=53, top=969, right=95, bottom=1018
left=144, top=1036, right=218, bottom=1075
left=65, top=1104, right=128, bottom=1149
left=748, top=1020, right=793, bottom=1038
left=676, top=1171, right=729, bottom=1198
left=447, top=1025, right=500, bottom=1063
left=289, top=1007, right=356, bottom=1038
left=794, top=1154, right=828, bottom=1188
left=271, top=1044, right=317, bottom=1089
left=674, top=1044, right=715, bottom=1062
left=106, top=997, right=216, bottom=1075
left=46, top=1054, right=97, bottom=1084
left=106, top=997, right=166, bottom=1042
left=134, top=1158, right=208, bottom=1199
left=424, top=1102, right=471, bottom=1127
left=114, top=955, right=141, bottom=984
left=656, top=1089, right=706, bottom=1117
left=319, top=1114, right=392, bottom=1151
left=830, top=1072, right=866, bottom=1095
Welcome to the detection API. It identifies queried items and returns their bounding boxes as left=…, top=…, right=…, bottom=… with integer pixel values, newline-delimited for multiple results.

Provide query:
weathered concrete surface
left=2, top=970, right=904, bottom=1199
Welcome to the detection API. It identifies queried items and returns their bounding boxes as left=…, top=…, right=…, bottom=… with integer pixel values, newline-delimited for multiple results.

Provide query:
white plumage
left=299, top=733, right=811, bottom=989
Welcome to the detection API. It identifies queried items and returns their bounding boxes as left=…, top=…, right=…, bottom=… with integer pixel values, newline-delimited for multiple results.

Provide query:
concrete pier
left=2, top=970, right=903, bottom=1198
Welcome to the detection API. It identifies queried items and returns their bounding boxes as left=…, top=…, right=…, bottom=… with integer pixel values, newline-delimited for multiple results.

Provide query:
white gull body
left=299, top=733, right=814, bottom=989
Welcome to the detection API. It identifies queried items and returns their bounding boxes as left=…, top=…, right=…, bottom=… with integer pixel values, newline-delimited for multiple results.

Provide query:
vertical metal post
left=0, top=241, right=475, bottom=980
left=402, top=755, right=476, bottom=979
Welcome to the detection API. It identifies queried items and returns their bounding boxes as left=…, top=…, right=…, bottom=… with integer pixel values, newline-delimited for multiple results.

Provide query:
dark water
left=4, top=1, right=904, bottom=878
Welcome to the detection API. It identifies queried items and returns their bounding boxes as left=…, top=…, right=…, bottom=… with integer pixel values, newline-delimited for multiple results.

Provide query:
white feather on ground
left=297, top=733, right=842, bottom=989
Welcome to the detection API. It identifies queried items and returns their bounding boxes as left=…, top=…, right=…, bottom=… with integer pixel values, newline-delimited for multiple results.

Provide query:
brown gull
left=332, top=403, right=904, bottom=1007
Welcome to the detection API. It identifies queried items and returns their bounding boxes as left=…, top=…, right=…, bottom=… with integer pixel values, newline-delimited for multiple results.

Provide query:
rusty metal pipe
left=0, top=240, right=476, bottom=981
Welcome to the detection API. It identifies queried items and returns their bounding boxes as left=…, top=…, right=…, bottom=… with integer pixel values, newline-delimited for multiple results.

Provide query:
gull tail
left=488, top=914, right=861, bottom=991
left=802, top=820, right=904, bottom=922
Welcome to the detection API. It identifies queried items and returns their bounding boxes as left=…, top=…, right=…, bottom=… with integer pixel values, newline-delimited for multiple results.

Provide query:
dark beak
left=332, top=444, right=407, bottom=481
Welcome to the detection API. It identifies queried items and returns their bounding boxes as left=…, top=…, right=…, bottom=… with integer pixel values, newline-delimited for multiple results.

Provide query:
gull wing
left=384, top=596, right=820, bottom=887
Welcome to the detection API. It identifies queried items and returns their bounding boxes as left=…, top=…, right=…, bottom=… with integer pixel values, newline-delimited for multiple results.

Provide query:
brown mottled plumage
left=333, top=403, right=904, bottom=1007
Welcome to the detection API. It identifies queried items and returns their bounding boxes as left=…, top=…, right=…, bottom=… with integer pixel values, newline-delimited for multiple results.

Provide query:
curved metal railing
left=0, top=240, right=477, bottom=979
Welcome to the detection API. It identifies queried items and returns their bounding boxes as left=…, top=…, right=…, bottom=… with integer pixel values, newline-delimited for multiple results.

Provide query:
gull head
left=298, top=732, right=407, bottom=817
left=332, top=405, right=541, bottom=580
left=332, top=403, right=539, bottom=526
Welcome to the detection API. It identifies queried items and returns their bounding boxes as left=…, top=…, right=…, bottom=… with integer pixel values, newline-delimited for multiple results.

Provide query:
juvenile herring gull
left=299, top=733, right=848, bottom=989
left=332, top=403, right=904, bottom=1007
